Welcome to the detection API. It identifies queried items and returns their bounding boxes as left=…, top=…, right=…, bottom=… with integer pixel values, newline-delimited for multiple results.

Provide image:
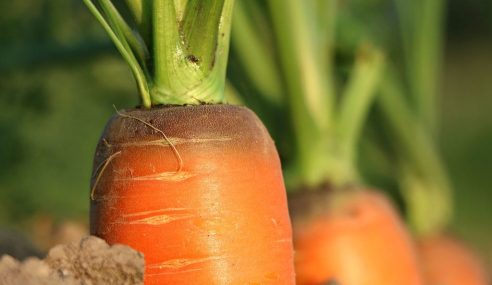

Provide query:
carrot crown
left=84, top=0, right=235, bottom=108
left=229, top=0, right=385, bottom=189
left=229, top=0, right=452, bottom=237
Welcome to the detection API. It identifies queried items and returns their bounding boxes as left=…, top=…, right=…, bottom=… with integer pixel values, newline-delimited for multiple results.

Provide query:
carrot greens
left=374, top=0, right=451, bottom=236
left=83, top=0, right=235, bottom=107
left=377, top=69, right=452, bottom=236
left=394, top=0, right=446, bottom=133
left=230, top=0, right=385, bottom=189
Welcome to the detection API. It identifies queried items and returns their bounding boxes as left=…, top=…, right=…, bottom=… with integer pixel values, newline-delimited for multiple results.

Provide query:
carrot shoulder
left=90, top=105, right=295, bottom=284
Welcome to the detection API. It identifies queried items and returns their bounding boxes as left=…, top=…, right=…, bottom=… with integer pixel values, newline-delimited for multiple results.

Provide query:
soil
left=0, top=236, right=144, bottom=285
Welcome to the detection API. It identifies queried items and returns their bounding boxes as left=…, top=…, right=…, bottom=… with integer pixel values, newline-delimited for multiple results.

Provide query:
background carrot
left=228, top=1, right=423, bottom=284
left=419, top=234, right=489, bottom=285
left=84, top=1, right=295, bottom=284
left=291, top=190, right=421, bottom=285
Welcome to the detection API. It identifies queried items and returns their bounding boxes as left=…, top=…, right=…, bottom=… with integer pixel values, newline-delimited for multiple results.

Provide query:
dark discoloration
left=324, top=279, right=341, bottom=285
left=186, top=54, right=200, bottom=63
left=92, top=105, right=273, bottom=174
left=0, top=236, right=144, bottom=285
left=287, top=183, right=333, bottom=226
left=210, top=50, right=216, bottom=68
left=288, top=185, right=364, bottom=228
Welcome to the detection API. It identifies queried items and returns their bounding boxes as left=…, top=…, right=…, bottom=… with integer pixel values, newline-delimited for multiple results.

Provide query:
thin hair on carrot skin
left=90, top=150, right=121, bottom=200
left=113, top=105, right=183, bottom=172
left=102, top=138, right=111, bottom=148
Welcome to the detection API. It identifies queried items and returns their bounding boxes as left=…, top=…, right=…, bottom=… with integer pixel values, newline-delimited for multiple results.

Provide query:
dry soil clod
left=0, top=236, right=144, bottom=285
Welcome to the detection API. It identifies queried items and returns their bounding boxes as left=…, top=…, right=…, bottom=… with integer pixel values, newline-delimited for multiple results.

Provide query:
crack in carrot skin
left=122, top=208, right=195, bottom=217
left=147, top=256, right=226, bottom=270
left=275, top=239, right=292, bottom=243
left=104, top=137, right=233, bottom=148
left=125, top=213, right=196, bottom=225
left=114, top=170, right=196, bottom=182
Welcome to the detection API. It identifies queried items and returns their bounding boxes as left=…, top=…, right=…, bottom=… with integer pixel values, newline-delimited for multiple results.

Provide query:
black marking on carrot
left=190, top=95, right=208, bottom=105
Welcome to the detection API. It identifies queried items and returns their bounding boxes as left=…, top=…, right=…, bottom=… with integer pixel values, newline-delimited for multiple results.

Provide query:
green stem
left=269, top=0, right=333, bottom=187
left=231, top=0, right=283, bottom=105
left=269, top=0, right=332, bottom=130
left=125, top=0, right=152, bottom=44
left=392, top=0, right=449, bottom=236
left=174, top=0, right=189, bottom=21
left=399, top=160, right=451, bottom=237
left=152, top=0, right=185, bottom=99
left=212, top=0, right=235, bottom=88
left=228, top=0, right=289, bottom=157
left=336, top=45, right=384, bottom=183
left=395, top=0, right=446, bottom=133
left=182, top=0, right=226, bottom=73
left=378, top=69, right=452, bottom=236
left=85, top=0, right=234, bottom=107
left=99, top=0, right=149, bottom=72
left=316, top=0, right=337, bottom=97
left=151, top=0, right=234, bottom=105
left=125, top=0, right=143, bottom=23
left=84, top=0, right=151, bottom=107
left=316, top=0, right=337, bottom=57
left=229, top=1, right=380, bottom=190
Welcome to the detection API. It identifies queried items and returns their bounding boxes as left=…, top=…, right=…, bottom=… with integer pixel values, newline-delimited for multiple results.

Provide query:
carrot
left=83, top=0, right=295, bottom=283
left=228, top=1, right=422, bottom=283
left=290, top=189, right=423, bottom=285
left=90, top=105, right=294, bottom=284
left=419, top=234, right=489, bottom=285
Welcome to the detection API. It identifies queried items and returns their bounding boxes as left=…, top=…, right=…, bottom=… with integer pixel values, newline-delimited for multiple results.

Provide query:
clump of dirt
left=0, top=236, right=144, bottom=285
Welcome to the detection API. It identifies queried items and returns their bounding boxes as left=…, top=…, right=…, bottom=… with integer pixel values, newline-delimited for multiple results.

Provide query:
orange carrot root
left=291, top=189, right=423, bottom=285
left=90, top=105, right=295, bottom=284
left=419, top=234, right=490, bottom=285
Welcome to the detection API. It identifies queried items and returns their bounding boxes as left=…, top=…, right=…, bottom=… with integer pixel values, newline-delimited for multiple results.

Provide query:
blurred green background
left=0, top=0, right=491, bottom=262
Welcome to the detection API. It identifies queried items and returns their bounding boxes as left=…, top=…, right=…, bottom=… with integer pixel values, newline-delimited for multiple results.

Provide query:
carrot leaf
left=378, top=69, right=452, bottom=236
left=83, top=0, right=151, bottom=107
left=124, top=0, right=152, bottom=45
left=336, top=44, right=384, bottom=183
left=84, top=0, right=235, bottom=106
left=231, top=0, right=283, bottom=106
